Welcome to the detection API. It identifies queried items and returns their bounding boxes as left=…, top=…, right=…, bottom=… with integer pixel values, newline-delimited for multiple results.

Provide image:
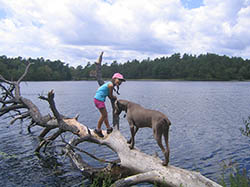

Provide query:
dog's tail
left=162, top=118, right=171, bottom=134
left=164, top=118, right=171, bottom=126
left=158, top=117, right=171, bottom=131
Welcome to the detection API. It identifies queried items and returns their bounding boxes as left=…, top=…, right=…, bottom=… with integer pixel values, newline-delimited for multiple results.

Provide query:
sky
left=0, top=0, right=250, bottom=67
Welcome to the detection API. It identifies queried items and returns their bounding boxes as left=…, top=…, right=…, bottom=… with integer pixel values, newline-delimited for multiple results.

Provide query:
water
left=0, top=81, right=250, bottom=186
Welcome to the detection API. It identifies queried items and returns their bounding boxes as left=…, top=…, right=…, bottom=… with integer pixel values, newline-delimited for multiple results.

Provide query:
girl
left=94, top=73, right=126, bottom=137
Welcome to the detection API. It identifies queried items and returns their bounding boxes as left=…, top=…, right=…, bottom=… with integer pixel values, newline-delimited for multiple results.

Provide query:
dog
left=114, top=99, right=171, bottom=166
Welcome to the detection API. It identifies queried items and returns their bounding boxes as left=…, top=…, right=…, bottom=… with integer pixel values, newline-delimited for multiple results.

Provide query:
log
left=66, top=125, right=221, bottom=187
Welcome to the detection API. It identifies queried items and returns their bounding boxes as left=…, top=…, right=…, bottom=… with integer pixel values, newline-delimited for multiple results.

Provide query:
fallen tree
left=0, top=52, right=222, bottom=187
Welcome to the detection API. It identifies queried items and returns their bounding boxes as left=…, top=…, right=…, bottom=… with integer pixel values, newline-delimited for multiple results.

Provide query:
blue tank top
left=94, top=81, right=112, bottom=102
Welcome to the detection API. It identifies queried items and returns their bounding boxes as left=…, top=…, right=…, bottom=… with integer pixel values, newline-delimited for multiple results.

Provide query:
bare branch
left=35, top=129, right=64, bottom=152
left=0, top=98, right=20, bottom=104
left=27, top=120, right=36, bottom=133
left=17, top=63, right=33, bottom=83
left=19, top=97, right=45, bottom=124
left=0, top=104, right=26, bottom=117
left=0, top=75, right=14, bottom=85
left=38, top=127, right=52, bottom=139
left=41, top=90, right=62, bottom=121
left=0, top=83, right=15, bottom=100
left=61, top=136, right=118, bottom=164
left=74, top=114, right=80, bottom=120
left=10, top=112, right=30, bottom=125
left=38, top=95, right=49, bottom=102
left=95, top=51, right=105, bottom=86
left=97, top=51, right=104, bottom=64
left=64, top=146, right=98, bottom=178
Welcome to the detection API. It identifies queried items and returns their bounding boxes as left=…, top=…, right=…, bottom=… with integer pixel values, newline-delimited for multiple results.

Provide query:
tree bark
left=0, top=53, right=222, bottom=187
left=63, top=124, right=221, bottom=187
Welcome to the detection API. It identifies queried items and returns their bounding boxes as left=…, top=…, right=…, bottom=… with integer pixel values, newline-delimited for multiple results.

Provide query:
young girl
left=94, top=73, right=126, bottom=137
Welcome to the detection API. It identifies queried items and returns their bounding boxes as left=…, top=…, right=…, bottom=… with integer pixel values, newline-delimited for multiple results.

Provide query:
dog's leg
left=128, top=120, right=136, bottom=149
left=163, top=125, right=170, bottom=166
left=127, top=126, right=139, bottom=144
left=153, top=124, right=167, bottom=166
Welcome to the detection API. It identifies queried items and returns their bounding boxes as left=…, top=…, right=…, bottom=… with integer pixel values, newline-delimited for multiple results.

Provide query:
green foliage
left=219, top=160, right=250, bottom=187
left=0, top=151, right=17, bottom=159
left=1, top=53, right=250, bottom=81
left=0, top=56, right=71, bottom=81
left=90, top=172, right=113, bottom=187
left=220, top=168, right=249, bottom=187
left=80, top=53, right=250, bottom=81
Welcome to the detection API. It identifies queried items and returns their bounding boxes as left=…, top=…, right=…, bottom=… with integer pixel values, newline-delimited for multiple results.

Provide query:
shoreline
left=13, top=79, right=250, bottom=82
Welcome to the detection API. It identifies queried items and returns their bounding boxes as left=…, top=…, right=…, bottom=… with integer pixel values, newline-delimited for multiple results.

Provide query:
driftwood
left=0, top=53, right=222, bottom=187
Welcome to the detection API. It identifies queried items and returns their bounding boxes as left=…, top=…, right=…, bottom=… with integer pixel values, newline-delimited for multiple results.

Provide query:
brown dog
left=114, top=99, right=171, bottom=166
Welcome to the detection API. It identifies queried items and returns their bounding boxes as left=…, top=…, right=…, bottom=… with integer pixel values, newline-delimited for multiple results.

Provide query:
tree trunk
left=64, top=125, right=221, bottom=187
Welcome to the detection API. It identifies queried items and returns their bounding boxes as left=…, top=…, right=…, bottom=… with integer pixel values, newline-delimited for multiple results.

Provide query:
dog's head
left=114, top=100, right=127, bottom=115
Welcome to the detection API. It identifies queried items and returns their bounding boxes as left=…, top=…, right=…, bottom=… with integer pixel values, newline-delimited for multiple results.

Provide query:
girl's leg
left=98, top=107, right=111, bottom=129
left=100, top=108, right=113, bottom=134
left=102, top=109, right=113, bottom=134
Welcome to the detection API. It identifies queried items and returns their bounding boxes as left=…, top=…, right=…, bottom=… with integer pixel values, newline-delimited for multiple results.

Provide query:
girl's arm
left=108, top=83, right=117, bottom=101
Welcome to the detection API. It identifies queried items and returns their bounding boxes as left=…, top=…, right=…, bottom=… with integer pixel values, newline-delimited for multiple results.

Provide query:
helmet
left=112, top=73, right=126, bottom=82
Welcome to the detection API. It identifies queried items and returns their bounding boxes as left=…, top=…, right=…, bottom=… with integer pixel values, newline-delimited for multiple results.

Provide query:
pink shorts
left=94, top=98, right=105, bottom=109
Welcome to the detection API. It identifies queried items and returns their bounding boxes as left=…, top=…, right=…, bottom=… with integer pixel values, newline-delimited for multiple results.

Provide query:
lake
left=0, top=81, right=250, bottom=186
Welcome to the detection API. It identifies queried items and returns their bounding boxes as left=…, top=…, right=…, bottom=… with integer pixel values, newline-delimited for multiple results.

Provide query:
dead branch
left=39, top=90, right=61, bottom=121
left=35, top=129, right=64, bottom=152
left=93, top=52, right=120, bottom=128
left=0, top=75, right=13, bottom=85
left=17, top=63, right=33, bottom=84
left=61, top=135, right=118, bottom=164
left=95, top=51, right=105, bottom=86
left=10, top=112, right=30, bottom=125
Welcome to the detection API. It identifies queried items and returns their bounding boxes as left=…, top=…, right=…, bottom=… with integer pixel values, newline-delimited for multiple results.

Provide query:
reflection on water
left=0, top=81, right=250, bottom=186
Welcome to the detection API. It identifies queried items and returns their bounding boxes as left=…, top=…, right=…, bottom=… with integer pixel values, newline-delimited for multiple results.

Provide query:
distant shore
left=9, top=78, right=250, bottom=82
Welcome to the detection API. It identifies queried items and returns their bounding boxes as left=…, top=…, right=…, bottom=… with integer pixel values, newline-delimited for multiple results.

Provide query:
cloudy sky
left=0, top=0, right=250, bottom=67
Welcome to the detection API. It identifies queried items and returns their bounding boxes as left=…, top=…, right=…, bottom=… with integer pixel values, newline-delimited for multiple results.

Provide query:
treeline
left=1, top=53, right=250, bottom=81
left=0, top=56, right=71, bottom=81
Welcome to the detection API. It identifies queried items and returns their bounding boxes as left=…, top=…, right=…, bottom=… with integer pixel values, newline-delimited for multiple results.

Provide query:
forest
left=0, top=53, right=250, bottom=81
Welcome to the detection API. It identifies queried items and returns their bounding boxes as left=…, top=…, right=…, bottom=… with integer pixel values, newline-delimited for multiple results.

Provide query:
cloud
left=0, top=0, right=250, bottom=67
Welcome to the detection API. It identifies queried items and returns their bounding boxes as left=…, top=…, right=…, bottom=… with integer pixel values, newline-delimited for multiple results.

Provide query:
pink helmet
left=112, top=73, right=126, bottom=81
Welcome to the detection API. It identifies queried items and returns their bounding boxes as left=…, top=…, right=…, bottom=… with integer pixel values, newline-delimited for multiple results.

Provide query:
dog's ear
left=114, top=100, right=122, bottom=115
left=118, top=101, right=125, bottom=110
left=117, top=100, right=127, bottom=112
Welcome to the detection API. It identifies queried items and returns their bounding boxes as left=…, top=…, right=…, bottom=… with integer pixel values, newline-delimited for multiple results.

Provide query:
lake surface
left=0, top=81, right=250, bottom=186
